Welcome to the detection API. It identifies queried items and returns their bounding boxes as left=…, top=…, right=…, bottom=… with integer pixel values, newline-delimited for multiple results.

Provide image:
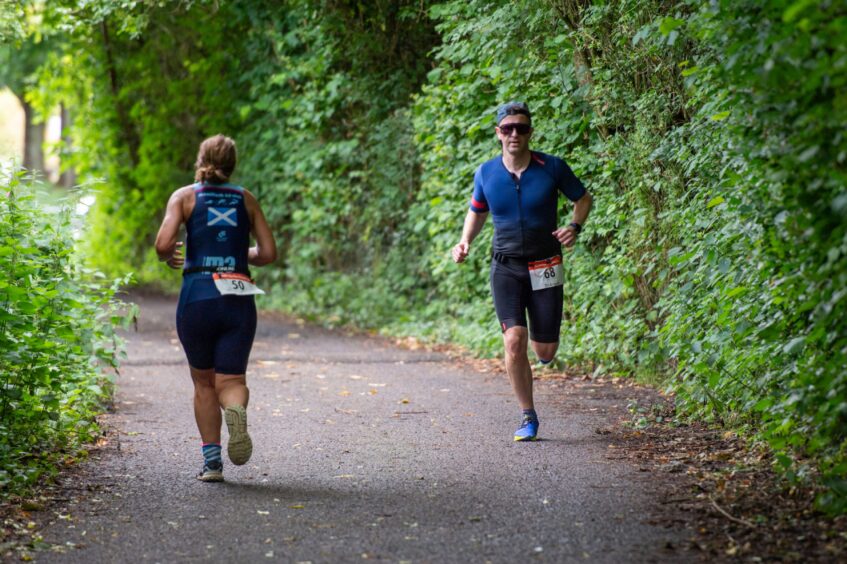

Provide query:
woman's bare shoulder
left=173, top=184, right=197, bottom=198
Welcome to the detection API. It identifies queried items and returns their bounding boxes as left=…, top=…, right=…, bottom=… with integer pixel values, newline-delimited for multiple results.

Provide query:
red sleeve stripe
left=470, top=197, right=489, bottom=211
left=531, top=153, right=546, bottom=166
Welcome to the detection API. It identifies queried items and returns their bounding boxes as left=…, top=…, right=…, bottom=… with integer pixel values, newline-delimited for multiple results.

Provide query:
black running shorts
left=490, top=257, right=563, bottom=343
left=176, top=295, right=257, bottom=375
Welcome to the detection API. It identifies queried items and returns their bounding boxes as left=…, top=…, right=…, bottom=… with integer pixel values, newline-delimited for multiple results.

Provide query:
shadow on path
left=31, top=294, right=689, bottom=563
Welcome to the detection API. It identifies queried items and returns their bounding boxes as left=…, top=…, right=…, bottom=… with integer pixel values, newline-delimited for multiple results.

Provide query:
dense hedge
left=0, top=170, right=131, bottom=494
left=18, top=0, right=847, bottom=510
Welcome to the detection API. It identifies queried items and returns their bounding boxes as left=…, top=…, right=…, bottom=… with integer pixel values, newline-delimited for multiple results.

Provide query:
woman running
left=155, top=134, right=276, bottom=482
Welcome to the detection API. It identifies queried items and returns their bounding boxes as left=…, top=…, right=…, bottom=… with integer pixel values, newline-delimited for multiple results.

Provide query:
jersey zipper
left=514, top=174, right=525, bottom=257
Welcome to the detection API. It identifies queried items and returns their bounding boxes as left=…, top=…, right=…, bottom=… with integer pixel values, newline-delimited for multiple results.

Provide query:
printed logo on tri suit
left=207, top=207, right=237, bottom=227
left=184, top=183, right=251, bottom=276
left=202, top=256, right=237, bottom=270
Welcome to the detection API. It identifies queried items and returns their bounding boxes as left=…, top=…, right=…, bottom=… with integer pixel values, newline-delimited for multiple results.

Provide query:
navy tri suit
left=469, top=151, right=586, bottom=342
left=177, top=182, right=257, bottom=374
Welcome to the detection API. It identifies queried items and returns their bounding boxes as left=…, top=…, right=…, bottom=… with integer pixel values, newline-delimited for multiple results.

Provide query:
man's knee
left=532, top=341, right=559, bottom=364
left=503, top=327, right=528, bottom=358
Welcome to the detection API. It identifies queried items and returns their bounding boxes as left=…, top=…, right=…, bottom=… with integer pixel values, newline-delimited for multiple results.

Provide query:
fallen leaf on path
left=289, top=504, right=305, bottom=509
left=368, top=389, right=378, bottom=395
left=257, top=510, right=270, bottom=515
left=368, top=383, right=386, bottom=387
left=399, top=398, right=410, bottom=404
left=257, top=360, right=278, bottom=366
left=334, top=474, right=355, bottom=479
left=349, top=374, right=363, bottom=380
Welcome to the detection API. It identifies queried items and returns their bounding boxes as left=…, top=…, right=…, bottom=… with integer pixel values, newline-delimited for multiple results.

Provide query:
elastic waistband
left=493, top=253, right=563, bottom=265
left=492, top=253, right=528, bottom=266
left=182, top=266, right=251, bottom=277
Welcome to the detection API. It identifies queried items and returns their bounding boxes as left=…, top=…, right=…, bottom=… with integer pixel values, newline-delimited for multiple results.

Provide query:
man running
left=451, top=102, right=593, bottom=441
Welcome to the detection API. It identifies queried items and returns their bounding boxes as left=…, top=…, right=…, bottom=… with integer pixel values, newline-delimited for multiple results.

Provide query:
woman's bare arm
left=244, top=190, right=277, bottom=266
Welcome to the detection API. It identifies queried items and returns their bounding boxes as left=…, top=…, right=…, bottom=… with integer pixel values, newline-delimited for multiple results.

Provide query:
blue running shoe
left=514, top=416, right=539, bottom=442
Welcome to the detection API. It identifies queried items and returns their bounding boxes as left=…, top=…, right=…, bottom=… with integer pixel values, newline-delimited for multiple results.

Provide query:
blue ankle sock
left=538, top=357, right=553, bottom=365
left=202, top=443, right=222, bottom=467
left=522, top=409, right=538, bottom=422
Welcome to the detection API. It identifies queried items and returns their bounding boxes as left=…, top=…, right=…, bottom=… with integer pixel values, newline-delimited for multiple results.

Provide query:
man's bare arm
left=452, top=210, right=488, bottom=263
left=553, top=191, right=593, bottom=248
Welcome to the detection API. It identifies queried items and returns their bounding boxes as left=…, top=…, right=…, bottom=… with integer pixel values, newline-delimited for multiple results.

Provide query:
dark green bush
left=0, top=170, right=132, bottom=494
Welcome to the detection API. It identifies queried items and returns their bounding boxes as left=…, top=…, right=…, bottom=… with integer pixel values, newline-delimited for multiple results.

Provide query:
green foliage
left=20, top=0, right=847, bottom=510
left=662, top=0, right=847, bottom=513
left=0, top=1, right=25, bottom=44
left=230, top=0, right=441, bottom=326
left=0, top=169, right=132, bottom=495
left=30, top=0, right=242, bottom=285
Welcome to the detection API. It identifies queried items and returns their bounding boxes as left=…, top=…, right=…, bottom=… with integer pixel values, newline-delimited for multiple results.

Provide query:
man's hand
left=452, top=241, right=470, bottom=263
left=552, top=226, right=578, bottom=248
left=166, top=242, right=185, bottom=269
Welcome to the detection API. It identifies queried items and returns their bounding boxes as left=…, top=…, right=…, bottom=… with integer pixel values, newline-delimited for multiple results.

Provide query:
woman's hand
left=166, top=242, right=185, bottom=269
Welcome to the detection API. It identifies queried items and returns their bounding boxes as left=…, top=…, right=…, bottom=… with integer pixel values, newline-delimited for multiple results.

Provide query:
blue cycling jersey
left=470, top=151, right=586, bottom=259
left=179, top=182, right=252, bottom=309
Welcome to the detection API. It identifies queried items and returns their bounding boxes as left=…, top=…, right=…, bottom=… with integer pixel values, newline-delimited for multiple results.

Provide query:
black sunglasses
left=498, top=123, right=532, bottom=135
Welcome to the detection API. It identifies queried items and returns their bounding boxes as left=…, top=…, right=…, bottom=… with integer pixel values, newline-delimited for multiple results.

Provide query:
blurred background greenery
left=1, top=0, right=845, bottom=511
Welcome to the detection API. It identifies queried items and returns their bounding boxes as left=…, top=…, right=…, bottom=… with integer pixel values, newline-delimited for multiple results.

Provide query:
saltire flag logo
left=208, top=207, right=237, bottom=227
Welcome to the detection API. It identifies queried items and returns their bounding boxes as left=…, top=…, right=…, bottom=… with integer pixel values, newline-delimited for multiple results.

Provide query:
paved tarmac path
left=35, top=294, right=684, bottom=563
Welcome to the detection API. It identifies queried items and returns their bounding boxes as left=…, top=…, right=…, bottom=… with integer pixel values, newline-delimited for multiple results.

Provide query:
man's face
left=496, top=114, right=532, bottom=156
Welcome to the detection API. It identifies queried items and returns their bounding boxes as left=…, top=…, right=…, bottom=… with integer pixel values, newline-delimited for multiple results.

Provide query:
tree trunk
left=22, top=99, right=45, bottom=173
left=59, top=103, right=76, bottom=188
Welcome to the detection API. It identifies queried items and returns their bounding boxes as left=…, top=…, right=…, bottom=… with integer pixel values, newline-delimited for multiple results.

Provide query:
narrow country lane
left=34, top=294, right=685, bottom=563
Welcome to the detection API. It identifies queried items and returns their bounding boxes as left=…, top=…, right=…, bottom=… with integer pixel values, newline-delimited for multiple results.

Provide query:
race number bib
left=212, top=273, right=265, bottom=296
left=528, top=256, right=564, bottom=291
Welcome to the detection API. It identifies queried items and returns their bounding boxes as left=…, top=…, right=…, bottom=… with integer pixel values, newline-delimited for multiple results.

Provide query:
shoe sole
left=514, top=436, right=539, bottom=442
left=197, top=470, right=224, bottom=482
left=225, top=405, right=253, bottom=465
